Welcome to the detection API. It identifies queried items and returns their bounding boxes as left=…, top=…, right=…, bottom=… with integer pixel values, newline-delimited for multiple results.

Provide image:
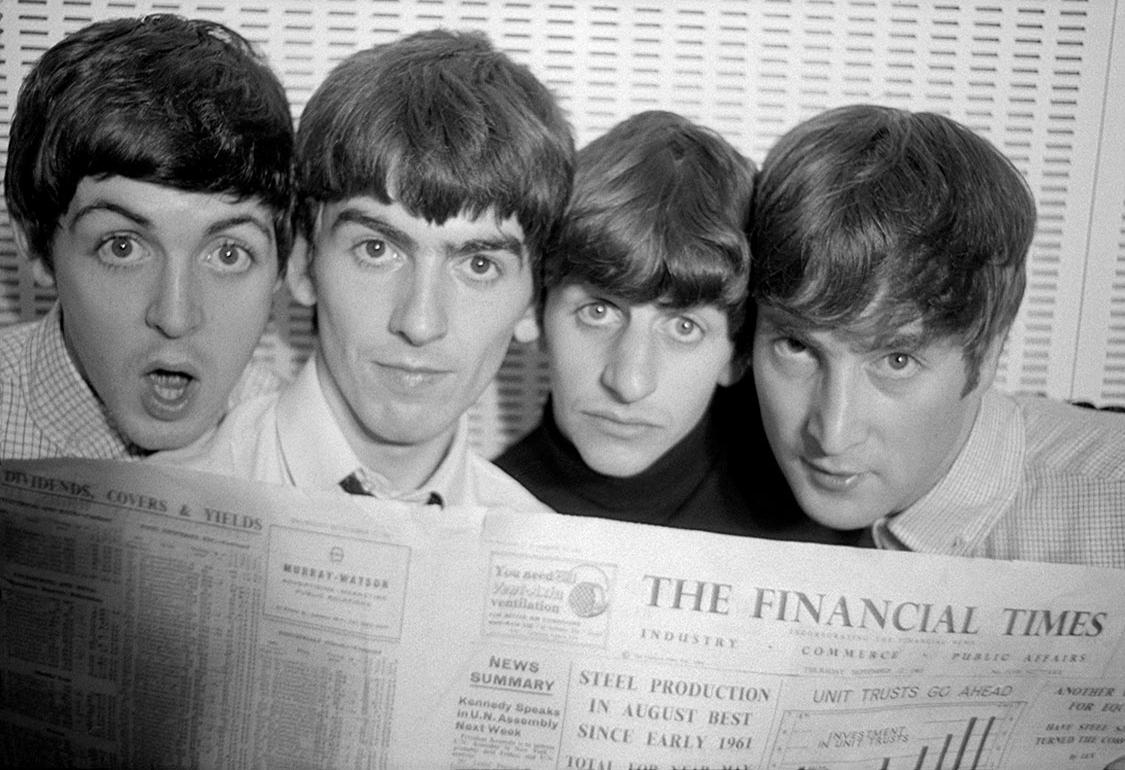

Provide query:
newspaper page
left=1, top=458, right=1123, bottom=770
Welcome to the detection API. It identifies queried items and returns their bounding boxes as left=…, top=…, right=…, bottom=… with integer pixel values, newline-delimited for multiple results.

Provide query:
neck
left=316, top=354, right=455, bottom=493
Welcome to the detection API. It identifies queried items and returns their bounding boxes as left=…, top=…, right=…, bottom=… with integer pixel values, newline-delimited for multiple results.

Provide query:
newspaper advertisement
left=1, top=458, right=1123, bottom=769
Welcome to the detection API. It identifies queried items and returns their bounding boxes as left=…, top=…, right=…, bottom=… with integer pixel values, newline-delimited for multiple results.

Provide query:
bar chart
left=765, top=700, right=1026, bottom=769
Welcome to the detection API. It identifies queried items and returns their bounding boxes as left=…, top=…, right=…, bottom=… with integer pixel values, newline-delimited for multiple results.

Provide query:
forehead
left=318, top=196, right=526, bottom=253
left=67, top=176, right=271, bottom=221
left=756, top=304, right=935, bottom=353
left=551, top=281, right=729, bottom=326
left=552, top=281, right=730, bottom=317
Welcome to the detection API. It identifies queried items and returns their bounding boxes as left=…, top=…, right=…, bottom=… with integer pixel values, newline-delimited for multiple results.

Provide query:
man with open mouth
left=1, top=14, right=294, bottom=460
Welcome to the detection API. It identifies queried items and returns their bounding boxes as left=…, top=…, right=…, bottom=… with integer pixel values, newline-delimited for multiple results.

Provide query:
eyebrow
left=867, top=328, right=930, bottom=353
left=69, top=201, right=150, bottom=231
left=69, top=201, right=274, bottom=241
left=760, top=308, right=929, bottom=353
left=334, top=208, right=526, bottom=264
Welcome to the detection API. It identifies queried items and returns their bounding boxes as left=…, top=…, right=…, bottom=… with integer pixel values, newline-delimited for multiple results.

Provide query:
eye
left=352, top=237, right=401, bottom=269
left=887, top=352, right=910, bottom=369
left=876, top=351, right=920, bottom=378
left=363, top=239, right=387, bottom=260
left=576, top=300, right=621, bottom=327
left=204, top=241, right=253, bottom=274
left=96, top=234, right=148, bottom=267
left=767, top=336, right=818, bottom=377
left=666, top=315, right=704, bottom=344
left=458, top=254, right=501, bottom=284
left=774, top=336, right=810, bottom=357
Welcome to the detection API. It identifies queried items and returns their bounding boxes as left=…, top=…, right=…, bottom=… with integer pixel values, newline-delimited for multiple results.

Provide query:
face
left=753, top=305, right=995, bottom=530
left=291, top=196, right=537, bottom=474
left=544, top=282, right=737, bottom=477
left=35, top=176, right=279, bottom=451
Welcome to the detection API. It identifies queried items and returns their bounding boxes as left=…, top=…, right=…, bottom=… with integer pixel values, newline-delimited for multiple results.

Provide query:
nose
left=600, top=325, right=657, bottom=403
left=389, top=264, right=448, bottom=346
left=806, top=367, right=868, bottom=455
left=145, top=258, right=203, bottom=338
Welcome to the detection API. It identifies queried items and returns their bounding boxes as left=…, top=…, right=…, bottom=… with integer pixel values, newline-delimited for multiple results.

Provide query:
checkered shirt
left=874, top=388, right=1125, bottom=569
left=1, top=303, right=284, bottom=460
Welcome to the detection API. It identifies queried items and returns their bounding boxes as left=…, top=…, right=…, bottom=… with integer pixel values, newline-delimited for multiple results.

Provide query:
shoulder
left=149, top=392, right=282, bottom=480
left=467, top=451, right=554, bottom=512
left=0, top=318, right=39, bottom=372
left=1012, top=393, right=1125, bottom=480
left=0, top=319, right=55, bottom=459
left=228, top=353, right=293, bottom=408
left=493, top=425, right=550, bottom=477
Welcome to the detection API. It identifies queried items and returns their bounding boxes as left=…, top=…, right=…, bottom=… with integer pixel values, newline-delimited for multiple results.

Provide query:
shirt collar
left=275, top=355, right=362, bottom=490
left=875, top=388, right=1023, bottom=554
left=27, top=303, right=142, bottom=458
left=275, top=354, right=470, bottom=503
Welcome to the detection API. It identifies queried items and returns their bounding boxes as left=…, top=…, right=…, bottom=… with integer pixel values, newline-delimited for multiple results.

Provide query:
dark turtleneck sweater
left=495, top=397, right=872, bottom=546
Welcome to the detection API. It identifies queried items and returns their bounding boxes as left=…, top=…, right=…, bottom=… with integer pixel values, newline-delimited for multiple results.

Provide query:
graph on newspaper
left=767, top=700, right=1024, bottom=769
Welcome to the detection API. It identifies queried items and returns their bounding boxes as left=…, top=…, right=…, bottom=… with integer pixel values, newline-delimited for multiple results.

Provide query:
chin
left=119, top=414, right=211, bottom=453
left=579, top=449, right=653, bottom=479
left=796, top=495, right=882, bottom=532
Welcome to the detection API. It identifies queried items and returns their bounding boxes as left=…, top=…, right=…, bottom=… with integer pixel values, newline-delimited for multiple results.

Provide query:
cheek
left=316, top=276, right=381, bottom=340
left=546, top=331, right=601, bottom=393
left=667, top=359, right=724, bottom=420
left=753, top=365, right=800, bottom=431
left=885, top=393, right=969, bottom=476
left=59, top=285, right=147, bottom=370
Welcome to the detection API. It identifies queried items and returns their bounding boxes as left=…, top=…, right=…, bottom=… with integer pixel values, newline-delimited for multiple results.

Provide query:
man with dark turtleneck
left=495, top=110, right=871, bottom=547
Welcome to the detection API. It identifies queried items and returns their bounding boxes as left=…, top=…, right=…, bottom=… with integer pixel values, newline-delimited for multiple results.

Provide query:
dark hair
left=749, top=104, right=1035, bottom=391
left=545, top=110, right=756, bottom=357
left=296, top=28, right=574, bottom=278
left=4, top=14, right=295, bottom=270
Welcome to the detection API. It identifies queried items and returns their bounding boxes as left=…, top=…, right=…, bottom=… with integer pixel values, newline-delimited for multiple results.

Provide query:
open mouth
left=142, top=368, right=197, bottom=418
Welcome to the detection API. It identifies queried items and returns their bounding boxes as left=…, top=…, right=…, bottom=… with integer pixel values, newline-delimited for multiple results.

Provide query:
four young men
left=3, top=15, right=1122, bottom=567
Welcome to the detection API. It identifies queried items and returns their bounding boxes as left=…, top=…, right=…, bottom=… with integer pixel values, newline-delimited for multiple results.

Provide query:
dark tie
left=338, top=472, right=444, bottom=507
left=338, top=471, right=370, bottom=496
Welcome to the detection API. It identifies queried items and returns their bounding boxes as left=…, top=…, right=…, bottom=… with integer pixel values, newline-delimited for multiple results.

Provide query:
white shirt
left=153, top=356, right=548, bottom=511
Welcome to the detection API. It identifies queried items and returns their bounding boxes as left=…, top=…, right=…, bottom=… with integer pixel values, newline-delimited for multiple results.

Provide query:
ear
left=717, top=355, right=747, bottom=388
left=285, top=234, right=316, bottom=307
left=512, top=302, right=540, bottom=344
left=974, top=335, right=1005, bottom=393
left=13, top=222, right=55, bottom=288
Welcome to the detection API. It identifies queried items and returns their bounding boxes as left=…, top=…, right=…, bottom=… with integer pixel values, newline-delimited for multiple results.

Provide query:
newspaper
left=2, top=457, right=1123, bottom=769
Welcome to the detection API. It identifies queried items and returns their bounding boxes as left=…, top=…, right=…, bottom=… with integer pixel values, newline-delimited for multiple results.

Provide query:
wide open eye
left=458, top=254, right=502, bottom=284
left=362, top=239, right=388, bottom=261
left=576, top=300, right=622, bottom=327
left=96, top=235, right=148, bottom=267
left=350, top=237, right=404, bottom=271
left=204, top=241, right=254, bottom=274
left=666, top=315, right=704, bottom=344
